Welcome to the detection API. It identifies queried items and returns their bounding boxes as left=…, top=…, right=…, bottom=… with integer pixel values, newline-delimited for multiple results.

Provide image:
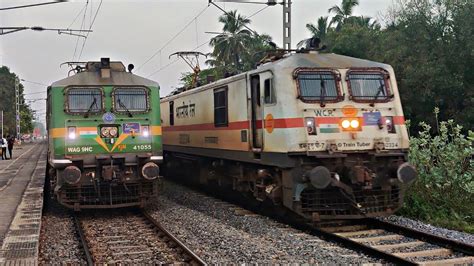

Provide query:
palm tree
left=306, top=16, right=329, bottom=41
left=328, top=0, right=359, bottom=30
left=209, top=10, right=253, bottom=72
left=344, top=15, right=380, bottom=30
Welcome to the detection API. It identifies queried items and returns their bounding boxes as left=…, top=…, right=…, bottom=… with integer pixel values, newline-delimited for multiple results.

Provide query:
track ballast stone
left=39, top=202, right=87, bottom=264
left=379, top=216, right=474, bottom=245
left=147, top=181, right=382, bottom=264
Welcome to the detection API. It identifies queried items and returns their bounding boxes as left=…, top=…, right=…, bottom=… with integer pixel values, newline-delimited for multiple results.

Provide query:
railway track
left=73, top=210, right=206, bottom=265
left=314, top=218, right=474, bottom=265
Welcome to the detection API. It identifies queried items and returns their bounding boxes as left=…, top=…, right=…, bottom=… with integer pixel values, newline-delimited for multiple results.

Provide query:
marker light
left=142, top=126, right=150, bottom=137
left=109, top=127, right=118, bottom=138
left=350, top=119, right=360, bottom=129
left=305, top=118, right=316, bottom=135
left=385, top=116, right=396, bottom=133
left=341, top=119, right=351, bottom=129
left=67, top=127, right=76, bottom=139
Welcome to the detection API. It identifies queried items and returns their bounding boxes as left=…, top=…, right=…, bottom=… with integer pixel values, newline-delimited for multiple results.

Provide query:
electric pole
left=282, top=0, right=291, bottom=50
left=209, top=0, right=292, bottom=49
left=15, top=78, right=20, bottom=140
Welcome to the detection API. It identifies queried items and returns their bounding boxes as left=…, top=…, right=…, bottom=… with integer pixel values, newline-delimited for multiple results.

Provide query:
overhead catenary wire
left=67, top=3, right=88, bottom=29
left=78, top=0, right=103, bottom=60
left=72, top=1, right=89, bottom=61
left=136, top=5, right=210, bottom=72
left=0, top=1, right=67, bottom=11
left=146, top=2, right=271, bottom=79
left=146, top=39, right=211, bottom=78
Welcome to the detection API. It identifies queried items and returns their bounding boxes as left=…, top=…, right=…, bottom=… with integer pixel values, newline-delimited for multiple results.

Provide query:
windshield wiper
left=373, top=80, right=386, bottom=102
left=118, top=98, right=133, bottom=117
left=320, top=74, right=326, bottom=107
left=84, top=97, right=97, bottom=118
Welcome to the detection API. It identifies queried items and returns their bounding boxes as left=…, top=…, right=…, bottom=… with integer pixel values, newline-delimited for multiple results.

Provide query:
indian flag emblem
left=79, top=130, right=97, bottom=138
left=319, top=124, right=340, bottom=133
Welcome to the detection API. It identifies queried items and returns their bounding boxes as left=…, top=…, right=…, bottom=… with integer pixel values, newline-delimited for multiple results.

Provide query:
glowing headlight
left=341, top=119, right=351, bottom=129
left=350, top=119, right=360, bottom=128
left=67, top=127, right=76, bottom=139
left=142, top=126, right=150, bottom=137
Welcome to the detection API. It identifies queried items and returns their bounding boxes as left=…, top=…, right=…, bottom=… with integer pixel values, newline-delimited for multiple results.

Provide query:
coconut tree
left=209, top=10, right=253, bottom=72
left=306, top=16, right=329, bottom=41
left=328, top=0, right=359, bottom=30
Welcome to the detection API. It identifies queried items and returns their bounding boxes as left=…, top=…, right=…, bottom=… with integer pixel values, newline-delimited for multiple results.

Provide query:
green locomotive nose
left=47, top=58, right=162, bottom=210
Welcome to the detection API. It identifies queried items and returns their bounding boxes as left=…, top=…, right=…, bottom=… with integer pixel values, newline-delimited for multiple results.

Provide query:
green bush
left=401, top=108, right=474, bottom=233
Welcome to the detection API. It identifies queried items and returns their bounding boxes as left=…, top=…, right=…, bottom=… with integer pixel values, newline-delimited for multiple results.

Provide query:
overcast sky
left=0, top=0, right=394, bottom=123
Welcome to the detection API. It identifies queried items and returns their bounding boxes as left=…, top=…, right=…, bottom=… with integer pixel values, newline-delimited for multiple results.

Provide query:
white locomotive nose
left=142, top=162, right=160, bottom=180
left=397, top=162, right=417, bottom=184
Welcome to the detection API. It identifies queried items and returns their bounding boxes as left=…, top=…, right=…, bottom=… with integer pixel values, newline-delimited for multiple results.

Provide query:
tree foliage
left=180, top=10, right=273, bottom=89
left=0, top=66, right=34, bottom=136
left=308, top=0, right=474, bottom=134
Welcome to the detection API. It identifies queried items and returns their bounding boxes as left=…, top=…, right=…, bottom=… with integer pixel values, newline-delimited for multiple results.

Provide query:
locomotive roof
left=162, top=52, right=392, bottom=101
left=51, top=68, right=159, bottom=88
left=254, top=52, right=391, bottom=71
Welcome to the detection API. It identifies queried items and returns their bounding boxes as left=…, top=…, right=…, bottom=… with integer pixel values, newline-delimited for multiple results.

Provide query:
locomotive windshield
left=347, top=71, right=390, bottom=102
left=113, top=87, right=149, bottom=112
left=66, top=87, right=103, bottom=113
left=295, top=70, right=341, bottom=103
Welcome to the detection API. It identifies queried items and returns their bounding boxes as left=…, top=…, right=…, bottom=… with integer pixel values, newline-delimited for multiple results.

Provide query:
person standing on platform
left=1, top=135, right=7, bottom=160
left=7, top=135, right=14, bottom=159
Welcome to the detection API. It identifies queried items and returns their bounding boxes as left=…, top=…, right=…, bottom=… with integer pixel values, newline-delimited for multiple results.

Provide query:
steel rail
left=73, top=215, right=94, bottom=266
left=311, top=226, right=417, bottom=265
left=141, top=210, right=207, bottom=265
left=309, top=218, right=474, bottom=265
left=366, top=218, right=474, bottom=256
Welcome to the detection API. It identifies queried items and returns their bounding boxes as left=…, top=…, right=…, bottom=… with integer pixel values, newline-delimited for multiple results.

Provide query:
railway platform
left=0, top=142, right=47, bottom=265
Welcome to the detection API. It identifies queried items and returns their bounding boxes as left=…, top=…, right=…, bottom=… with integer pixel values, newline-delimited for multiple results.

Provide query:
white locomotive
left=161, top=51, right=416, bottom=222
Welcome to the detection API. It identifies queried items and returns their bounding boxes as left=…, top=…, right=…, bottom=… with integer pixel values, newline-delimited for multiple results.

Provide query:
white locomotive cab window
left=297, top=72, right=339, bottom=102
left=214, top=87, right=228, bottom=127
left=264, top=79, right=275, bottom=104
left=113, top=87, right=148, bottom=112
left=348, top=72, right=390, bottom=101
left=67, top=88, right=102, bottom=113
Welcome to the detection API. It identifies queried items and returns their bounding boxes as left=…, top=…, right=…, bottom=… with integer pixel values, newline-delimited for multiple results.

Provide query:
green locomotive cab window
left=113, top=87, right=149, bottom=113
left=66, top=87, right=103, bottom=113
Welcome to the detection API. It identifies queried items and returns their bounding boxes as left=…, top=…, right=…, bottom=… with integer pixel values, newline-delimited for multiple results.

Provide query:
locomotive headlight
left=67, top=127, right=76, bottom=140
left=341, top=119, right=351, bottom=129
left=101, top=127, right=110, bottom=138
left=350, top=119, right=360, bottom=129
left=109, top=127, right=118, bottom=138
left=142, top=126, right=150, bottom=137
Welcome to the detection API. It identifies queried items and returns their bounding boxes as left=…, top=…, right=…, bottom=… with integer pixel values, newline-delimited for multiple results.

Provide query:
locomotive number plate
left=132, top=144, right=152, bottom=150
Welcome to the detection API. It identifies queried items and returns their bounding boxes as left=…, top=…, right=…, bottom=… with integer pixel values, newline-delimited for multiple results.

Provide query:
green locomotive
left=47, top=58, right=162, bottom=210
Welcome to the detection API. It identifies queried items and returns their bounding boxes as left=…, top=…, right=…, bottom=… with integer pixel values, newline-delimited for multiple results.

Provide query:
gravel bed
left=39, top=201, right=86, bottom=265
left=379, top=216, right=474, bottom=245
left=80, top=212, right=185, bottom=264
left=147, top=180, right=382, bottom=264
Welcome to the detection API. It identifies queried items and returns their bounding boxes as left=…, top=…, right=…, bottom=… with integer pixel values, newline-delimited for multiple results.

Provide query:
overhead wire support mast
left=0, top=0, right=67, bottom=11
left=0, top=27, right=92, bottom=37
left=208, top=0, right=291, bottom=49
